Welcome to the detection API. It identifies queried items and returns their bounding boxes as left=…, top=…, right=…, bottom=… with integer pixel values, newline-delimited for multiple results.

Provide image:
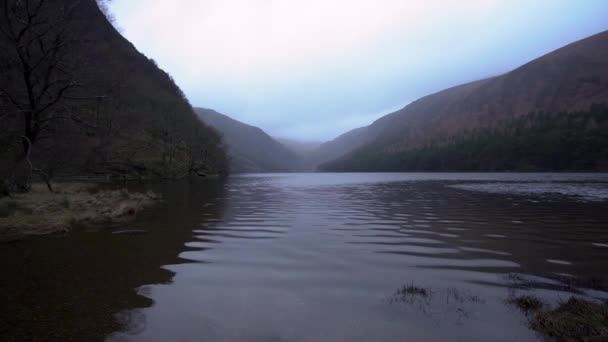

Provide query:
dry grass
left=508, top=294, right=608, bottom=342
left=531, top=297, right=608, bottom=342
left=0, top=182, right=160, bottom=242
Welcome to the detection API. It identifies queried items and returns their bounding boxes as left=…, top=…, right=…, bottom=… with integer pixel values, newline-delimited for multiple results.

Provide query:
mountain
left=195, top=108, right=301, bottom=172
left=303, top=127, right=371, bottom=169
left=304, top=119, right=395, bottom=169
left=321, top=30, right=608, bottom=172
left=0, top=0, right=228, bottom=185
left=275, top=138, right=321, bottom=156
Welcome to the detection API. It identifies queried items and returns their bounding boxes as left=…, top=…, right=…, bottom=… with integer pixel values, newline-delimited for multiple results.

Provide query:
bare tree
left=0, top=0, right=85, bottom=191
left=0, top=0, right=80, bottom=151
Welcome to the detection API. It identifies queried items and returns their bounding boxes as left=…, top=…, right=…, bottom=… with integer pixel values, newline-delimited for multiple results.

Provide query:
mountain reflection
left=0, top=178, right=227, bottom=341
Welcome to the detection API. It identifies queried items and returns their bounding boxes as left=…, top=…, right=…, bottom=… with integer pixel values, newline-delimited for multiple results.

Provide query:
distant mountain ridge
left=195, top=108, right=301, bottom=172
left=303, top=126, right=379, bottom=169
left=275, top=138, right=321, bottom=156
left=321, top=30, right=608, bottom=171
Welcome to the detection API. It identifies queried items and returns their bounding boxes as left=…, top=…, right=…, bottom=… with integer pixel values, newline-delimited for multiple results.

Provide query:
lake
left=2, top=173, right=608, bottom=341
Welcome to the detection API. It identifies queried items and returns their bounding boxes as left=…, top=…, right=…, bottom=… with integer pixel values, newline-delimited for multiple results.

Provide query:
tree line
left=0, top=0, right=228, bottom=196
left=321, top=104, right=608, bottom=172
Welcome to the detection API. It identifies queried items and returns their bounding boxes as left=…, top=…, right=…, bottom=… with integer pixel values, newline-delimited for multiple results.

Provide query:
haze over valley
left=193, top=31, right=608, bottom=172
left=1, top=1, right=608, bottom=341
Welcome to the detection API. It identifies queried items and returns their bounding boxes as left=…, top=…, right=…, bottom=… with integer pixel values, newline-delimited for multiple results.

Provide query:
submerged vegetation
left=388, top=282, right=484, bottom=323
left=394, top=283, right=430, bottom=298
left=393, top=277, right=608, bottom=341
left=321, top=104, right=608, bottom=172
left=508, top=294, right=545, bottom=313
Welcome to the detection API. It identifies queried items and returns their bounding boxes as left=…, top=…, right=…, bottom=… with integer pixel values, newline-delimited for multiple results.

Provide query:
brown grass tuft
left=530, top=297, right=608, bottom=342
left=0, top=182, right=160, bottom=242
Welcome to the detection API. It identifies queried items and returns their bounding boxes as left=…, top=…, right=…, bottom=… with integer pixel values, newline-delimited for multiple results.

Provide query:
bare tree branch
left=0, top=86, right=25, bottom=110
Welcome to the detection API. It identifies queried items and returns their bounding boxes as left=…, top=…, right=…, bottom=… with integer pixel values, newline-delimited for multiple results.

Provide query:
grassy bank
left=509, top=295, right=608, bottom=341
left=0, top=183, right=160, bottom=242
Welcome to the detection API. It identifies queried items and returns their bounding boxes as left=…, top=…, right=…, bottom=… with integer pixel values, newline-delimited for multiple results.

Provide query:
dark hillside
left=322, top=31, right=608, bottom=171
left=321, top=104, right=608, bottom=171
left=195, top=108, right=301, bottom=172
left=0, top=0, right=228, bottom=190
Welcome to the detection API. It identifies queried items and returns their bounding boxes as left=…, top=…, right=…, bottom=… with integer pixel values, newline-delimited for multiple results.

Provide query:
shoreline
left=0, top=182, right=161, bottom=242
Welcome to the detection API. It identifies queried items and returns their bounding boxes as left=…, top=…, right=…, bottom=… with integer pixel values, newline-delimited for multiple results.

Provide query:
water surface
left=2, top=173, right=608, bottom=341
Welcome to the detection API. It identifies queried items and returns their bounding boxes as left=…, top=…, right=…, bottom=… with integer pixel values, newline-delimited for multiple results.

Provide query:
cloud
left=110, top=0, right=608, bottom=141
left=116, top=1, right=502, bottom=79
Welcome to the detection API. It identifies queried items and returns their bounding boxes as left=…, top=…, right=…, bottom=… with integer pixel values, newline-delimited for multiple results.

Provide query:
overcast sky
left=109, top=0, right=607, bottom=142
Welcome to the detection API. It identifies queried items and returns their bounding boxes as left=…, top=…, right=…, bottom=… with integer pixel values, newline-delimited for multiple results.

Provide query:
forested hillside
left=275, top=138, right=320, bottom=157
left=321, top=104, right=608, bottom=171
left=303, top=127, right=377, bottom=170
left=195, top=108, right=301, bottom=172
left=0, top=0, right=228, bottom=193
left=320, top=31, right=608, bottom=172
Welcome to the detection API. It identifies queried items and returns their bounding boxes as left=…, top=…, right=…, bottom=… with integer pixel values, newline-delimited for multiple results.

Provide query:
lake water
left=2, top=173, right=608, bottom=341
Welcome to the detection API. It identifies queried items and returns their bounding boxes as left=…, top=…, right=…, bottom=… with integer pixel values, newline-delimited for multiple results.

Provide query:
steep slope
left=303, top=108, right=401, bottom=169
left=0, top=0, right=228, bottom=184
left=304, top=127, right=374, bottom=169
left=195, top=108, right=301, bottom=172
left=322, top=30, right=608, bottom=171
left=275, top=138, right=321, bottom=156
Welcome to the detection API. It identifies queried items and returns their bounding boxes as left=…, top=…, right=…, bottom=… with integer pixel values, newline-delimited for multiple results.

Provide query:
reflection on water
left=0, top=178, right=227, bottom=341
left=2, top=173, right=608, bottom=341
left=450, top=182, right=608, bottom=201
left=109, top=173, right=608, bottom=342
